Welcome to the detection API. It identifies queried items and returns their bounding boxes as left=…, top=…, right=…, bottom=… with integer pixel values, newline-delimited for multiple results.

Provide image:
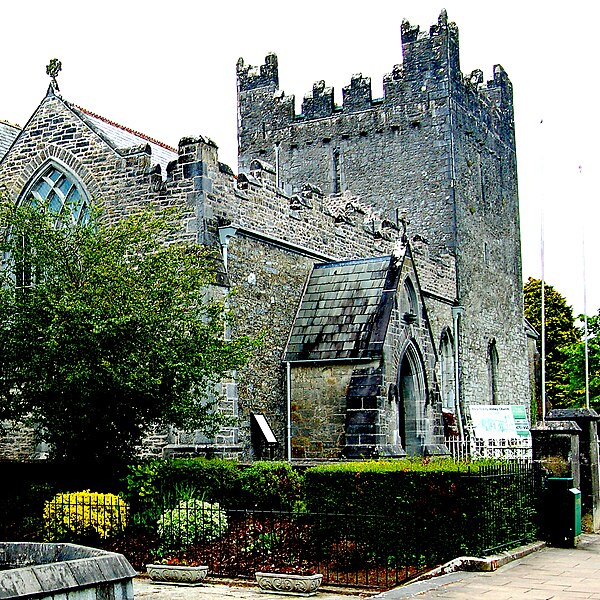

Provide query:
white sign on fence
left=470, top=405, right=530, bottom=440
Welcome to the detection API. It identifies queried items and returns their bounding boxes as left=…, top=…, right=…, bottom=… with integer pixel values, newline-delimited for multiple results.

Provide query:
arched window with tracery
left=439, top=329, right=455, bottom=412
left=13, top=162, right=90, bottom=288
left=23, top=163, right=90, bottom=226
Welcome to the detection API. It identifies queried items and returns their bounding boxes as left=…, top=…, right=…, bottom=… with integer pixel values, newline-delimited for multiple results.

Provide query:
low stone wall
left=0, top=422, right=38, bottom=461
left=0, top=542, right=136, bottom=599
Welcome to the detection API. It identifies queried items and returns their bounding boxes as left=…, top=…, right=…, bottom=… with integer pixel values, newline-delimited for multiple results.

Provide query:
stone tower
left=237, top=10, right=530, bottom=421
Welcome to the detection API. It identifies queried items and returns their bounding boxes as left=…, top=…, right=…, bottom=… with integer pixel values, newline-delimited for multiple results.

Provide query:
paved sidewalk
left=377, top=534, right=600, bottom=599
left=134, top=577, right=371, bottom=599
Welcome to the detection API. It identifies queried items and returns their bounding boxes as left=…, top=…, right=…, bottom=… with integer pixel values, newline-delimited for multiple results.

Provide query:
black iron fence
left=151, top=507, right=424, bottom=588
left=460, top=461, right=542, bottom=555
left=1, top=461, right=542, bottom=590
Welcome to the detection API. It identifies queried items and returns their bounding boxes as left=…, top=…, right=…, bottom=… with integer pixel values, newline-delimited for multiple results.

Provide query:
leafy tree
left=523, top=277, right=580, bottom=409
left=562, top=314, right=600, bottom=410
left=0, top=201, right=256, bottom=466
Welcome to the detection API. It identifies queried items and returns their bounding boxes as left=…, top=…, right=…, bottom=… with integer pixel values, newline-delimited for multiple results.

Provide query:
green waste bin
left=545, top=477, right=581, bottom=547
left=570, top=487, right=582, bottom=538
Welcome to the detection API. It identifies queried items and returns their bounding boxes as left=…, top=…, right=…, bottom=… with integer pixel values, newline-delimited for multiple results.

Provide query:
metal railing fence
left=460, top=461, right=541, bottom=555
left=446, top=437, right=533, bottom=461
left=2, top=461, right=542, bottom=590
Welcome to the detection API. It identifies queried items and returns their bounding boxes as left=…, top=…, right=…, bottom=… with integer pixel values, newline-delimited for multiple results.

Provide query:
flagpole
left=541, top=207, right=546, bottom=422
left=540, top=119, right=546, bottom=423
left=581, top=165, right=590, bottom=410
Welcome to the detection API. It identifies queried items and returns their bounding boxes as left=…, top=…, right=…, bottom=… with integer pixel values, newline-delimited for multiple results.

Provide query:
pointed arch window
left=400, top=277, right=419, bottom=325
left=489, top=339, right=500, bottom=405
left=12, top=163, right=90, bottom=288
left=439, top=329, right=455, bottom=412
left=26, top=164, right=90, bottom=226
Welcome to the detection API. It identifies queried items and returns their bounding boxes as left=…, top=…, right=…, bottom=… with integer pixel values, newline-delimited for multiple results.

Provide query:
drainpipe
left=218, top=225, right=238, bottom=272
left=452, top=306, right=465, bottom=439
left=274, top=142, right=281, bottom=189
left=286, top=361, right=292, bottom=462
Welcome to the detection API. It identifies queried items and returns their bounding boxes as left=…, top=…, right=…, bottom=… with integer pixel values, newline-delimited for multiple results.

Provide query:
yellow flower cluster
left=43, top=490, right=128, bottom=540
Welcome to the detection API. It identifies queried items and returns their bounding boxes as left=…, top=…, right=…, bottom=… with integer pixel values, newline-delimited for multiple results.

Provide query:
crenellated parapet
left=159, top=134, right=400, bottom=261
left=301, top=80, right=335, bottom=120
left=237, top=52, right=279, bottom=92
left=228, top=163, right=400, bottom=259
left=342, top=74, right=373, bottom=113
left=237, top=9, right=513, bottom=139
left=399, top=9, right=460, bottom=79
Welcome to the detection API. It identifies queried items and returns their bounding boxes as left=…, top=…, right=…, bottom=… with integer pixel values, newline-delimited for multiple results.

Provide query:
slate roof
left=0, top=120, right=21, bottom=160
left=72, top=106, right=178, bottom=176
left=285, top=255, right=392, bottom=362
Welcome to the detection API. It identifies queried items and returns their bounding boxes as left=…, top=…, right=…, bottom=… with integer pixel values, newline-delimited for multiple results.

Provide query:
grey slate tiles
left=285, top=255, right=392, bottom=361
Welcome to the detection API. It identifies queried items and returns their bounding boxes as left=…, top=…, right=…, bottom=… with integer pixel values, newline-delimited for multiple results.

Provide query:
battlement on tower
left=237, top=9, right=519, bottom=265
left=237, top=10, right=513, bottom=133
left=237, top=52, right=279, bottom=92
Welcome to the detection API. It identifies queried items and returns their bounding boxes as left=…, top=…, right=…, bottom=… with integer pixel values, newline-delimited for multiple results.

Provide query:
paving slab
left=134, top=576, right=374, bottom=599
left=376, top=534, right=600, bottom=599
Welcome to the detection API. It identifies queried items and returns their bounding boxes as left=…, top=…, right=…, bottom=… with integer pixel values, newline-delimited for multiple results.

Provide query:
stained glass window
left=27, top=165, right=89, bottom=225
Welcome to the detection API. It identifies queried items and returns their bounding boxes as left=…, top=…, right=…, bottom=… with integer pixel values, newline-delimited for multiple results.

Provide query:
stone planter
left=255, top=571, right=323, bottom=596
left=146, top=563, right=208, bottom=585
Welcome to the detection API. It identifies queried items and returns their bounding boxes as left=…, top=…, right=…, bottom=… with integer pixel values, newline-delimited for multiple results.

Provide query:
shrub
left=43, top=490, right=128, bottom=541
left=126, top=458, right=243, bottom=511
left=126, top=459, right=304, bottom=516
left=157, top=499, right=228, bottom=549
left=240, top=461, right=303, bottom=510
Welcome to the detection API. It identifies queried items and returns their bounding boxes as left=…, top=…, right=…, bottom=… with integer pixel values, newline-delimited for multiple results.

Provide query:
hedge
left=125, top=458, right=303, bottom=512
left=303, top=459, right=539, bottom=560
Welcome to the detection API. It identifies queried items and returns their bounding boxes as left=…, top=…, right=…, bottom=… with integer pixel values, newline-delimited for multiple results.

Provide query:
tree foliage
left=562, top=314, right=600, bottom=410
left=0, top=201, right=256, bottom=466
left=523, top=277, right=580, bottom=408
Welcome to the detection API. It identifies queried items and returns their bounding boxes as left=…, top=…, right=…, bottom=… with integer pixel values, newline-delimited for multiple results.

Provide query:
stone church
left=0, top=11, right=531, bottom=461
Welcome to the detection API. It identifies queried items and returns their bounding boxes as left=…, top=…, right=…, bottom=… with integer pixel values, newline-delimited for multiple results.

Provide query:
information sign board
left=470, top=405, right=530, bottom=440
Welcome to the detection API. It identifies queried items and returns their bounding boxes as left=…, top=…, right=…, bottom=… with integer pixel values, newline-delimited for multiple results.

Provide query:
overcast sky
left=2, top=1, right=598, bottom=317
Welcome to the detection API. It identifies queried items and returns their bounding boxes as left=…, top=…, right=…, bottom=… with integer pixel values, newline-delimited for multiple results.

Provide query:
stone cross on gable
left=46, top=59, right=62, bottom=93
left=398, top=212, right=409, bottom=245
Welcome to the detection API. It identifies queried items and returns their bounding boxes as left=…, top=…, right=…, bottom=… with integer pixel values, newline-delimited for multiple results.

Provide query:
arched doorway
left=397, top=343, right=427, bottom=455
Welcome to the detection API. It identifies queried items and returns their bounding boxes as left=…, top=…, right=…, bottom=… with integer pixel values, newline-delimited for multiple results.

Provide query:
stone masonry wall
left=0, top=422, right=39, bottom=461
left=237, top=10, right=530, bottom=428
left=225, top=235, right=315, bottom=459
left=450, top=67, right=530, bottom=414
left=0, top=93, right=402, bottom=461
left=289, top=364, right=360, bottom=460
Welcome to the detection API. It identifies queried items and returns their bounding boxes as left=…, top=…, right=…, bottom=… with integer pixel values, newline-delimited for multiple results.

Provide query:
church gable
left=0, top=91, right=168, bottom=218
